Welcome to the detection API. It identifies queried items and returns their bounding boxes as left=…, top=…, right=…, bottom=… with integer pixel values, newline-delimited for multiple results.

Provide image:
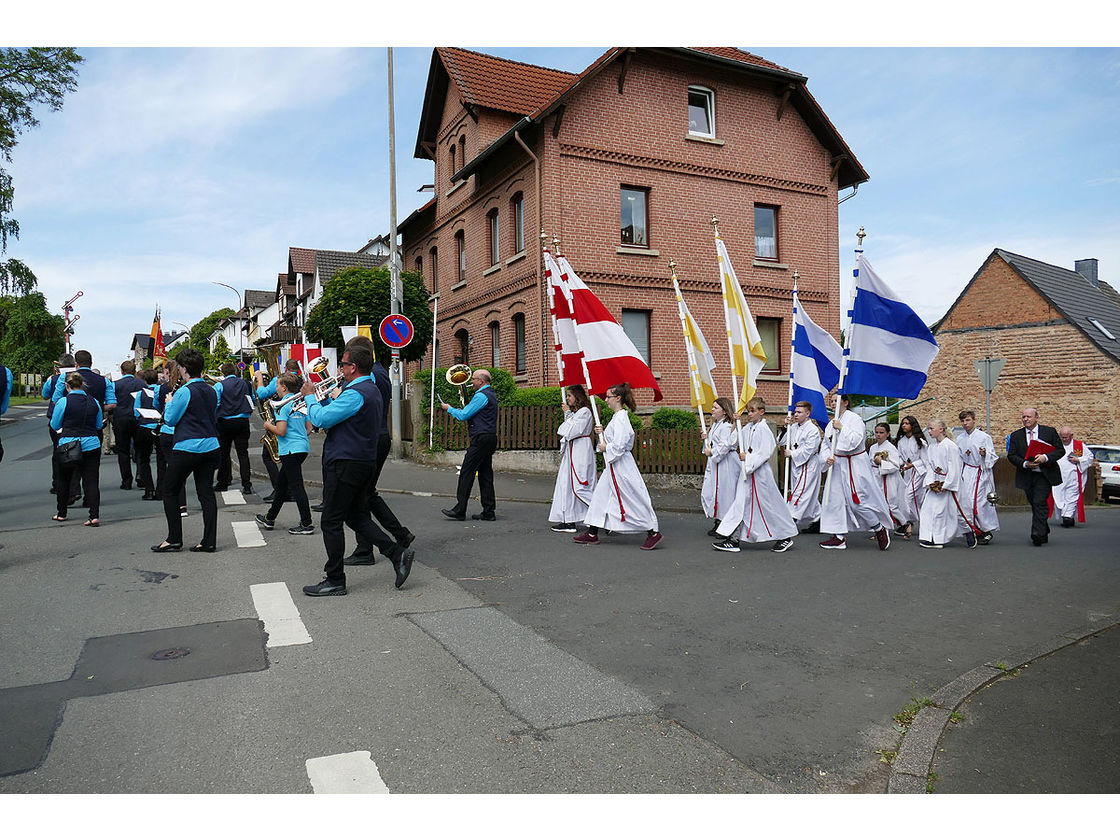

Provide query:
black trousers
left=163, top=448, right=219, bottom=547
left=135, top=426, right=155, bottom=492
left=48, top=425, right=62, bottom=493
left=216, top=417, right=252, bottom=490
left=267, top=452, right=311, bottom=525
left=1021, top=471, right=1054, bottom=541
left=354, top=434, right=408, bottom=553
left=113, top=413, right=138, bottom=485
left=156, top=433, right=187, bottom=507
left=451, top=432, right=497, bottom=516
left=262, top=444, right=281, bottom=492
left=57, top=449, right=100, bottom=518
left=320, top=459, right=397, bottom=585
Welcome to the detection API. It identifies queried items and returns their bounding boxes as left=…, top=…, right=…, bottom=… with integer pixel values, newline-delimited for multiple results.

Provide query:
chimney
left=1074, top=258, right=1099, bottom=287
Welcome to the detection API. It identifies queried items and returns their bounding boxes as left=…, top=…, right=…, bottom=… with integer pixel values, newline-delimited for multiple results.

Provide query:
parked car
left=1087, top=445, right=1120, bottom=502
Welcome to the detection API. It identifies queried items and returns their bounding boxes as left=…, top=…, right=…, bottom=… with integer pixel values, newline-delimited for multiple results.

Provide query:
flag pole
left=542, top=231, right=567, bottom=408
left=670, top=261, right=707, bottom=435
left=713, top=216, right=748, bottom=480
left=553, top=238, right=601, bottom=429
left=784, top=272, right=800, bottom=498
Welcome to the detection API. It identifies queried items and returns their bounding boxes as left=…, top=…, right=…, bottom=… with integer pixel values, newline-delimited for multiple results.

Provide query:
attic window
left=1089, top=317, right=1117, bottom=341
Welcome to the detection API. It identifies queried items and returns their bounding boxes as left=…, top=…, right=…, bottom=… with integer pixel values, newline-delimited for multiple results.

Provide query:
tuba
left=445, top=363, right=472, bottom=406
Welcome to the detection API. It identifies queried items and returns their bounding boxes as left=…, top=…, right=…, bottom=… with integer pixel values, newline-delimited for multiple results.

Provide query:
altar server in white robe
left=784, top=401, right=823, bottom=532
left=868, top=422, right=904, bottom=528
left=712, top=397, right=799, bottom=553
left=700, top=397, right=740, bottom=536
left=919, top=418, right=973, bottom=548
left=575, top=383, right=663, bottom=551
left=548, top=385, right=598, bottom=533
left=894, top=415, right=929, bottom=539
left=1051, top=425, right=1094, bottom=527
left=818, top=395, right=893, bottom=551
left=956, top=409, right=999, bottom=542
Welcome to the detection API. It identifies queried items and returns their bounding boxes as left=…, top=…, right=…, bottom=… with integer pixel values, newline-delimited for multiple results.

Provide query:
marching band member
left=43, top=354, right=75, bottom=499
left=254, top=358, right=303, bottom=502
left=868, top=422, right=904, bottom=531
left=894, top=415, right=929, bottom=540
left=50, top=350, right=114, bottom=507
left=956, top=410, right=999, bottom=543
left=818, top=395, right=892, bottom=551
left=111, top=360, right=146, bottom=490
left=575, top=382, right=663, bottom=550
left=154, top=365, right=188, bottom=513
left=50, top=371, right=102, bottom=525
left=133, top=368, right=161, bottom=500
left=254, top=372, right=314, bottom=534
left=213, top=363, right=255, bottom=495
left=548, top=385, right=597, bottom=533
left=784, top=400, right=823, bottom=533
left=711, top=397, right=798, bottom=553
left=1051, top=425, right=1093, bottom=528
left=699, top=397, right=739, bottom=537
left=918, top=418, right=972, bottom=549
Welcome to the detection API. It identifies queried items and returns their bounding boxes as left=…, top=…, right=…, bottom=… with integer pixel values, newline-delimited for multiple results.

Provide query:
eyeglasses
left=340, top=361, right=356, bottom=368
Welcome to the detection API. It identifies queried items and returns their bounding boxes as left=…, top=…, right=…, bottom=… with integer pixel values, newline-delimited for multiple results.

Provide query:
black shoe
left=120, top=482, right=132, bottom=490
left=343, top=551, right=376, bottom=566
left=392, top=547, right=415, bottom=589
left=288, top=524, right=315, bottom=536
left=551, top=523, right=579, bottom=533
left=310, top=501, right=324, bottom=511
left=152, top=494, right=163, bottom=501
left=397, top=531, right=416, bottom=548
left=472, top=512, right=496, bottom=521
left=1061, top=517, right=1074, bottom=528
left=243, top=486, right=254, bottom=496
left=803, top=520, right=821, bottom=534
left=212, top=485, right=229, bottom=492
left=706, top=524, right=721, bottom=537
left=141, top=492, right=156, bottom=501
left=1031, top=534, right=1043, bottom=546
left=262, top=493, right=276, bottom=503
left=965, top=531, right=977, bottom=549
left=303, top=579, right=347, bottom=597
left=151, top=542, right=183, bottom=552
left=441, top=508, right=465, bottom=521
left=771, top=538, right=794, bottom=553
left=254, top=513, right=275, bottom=530
left=978, top=532, right=994, bottom=545
left=190, top=544, right=216, bottom=553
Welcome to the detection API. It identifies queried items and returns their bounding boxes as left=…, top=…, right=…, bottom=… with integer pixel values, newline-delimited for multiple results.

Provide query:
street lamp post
left=212, top=282, right=244, bottom=359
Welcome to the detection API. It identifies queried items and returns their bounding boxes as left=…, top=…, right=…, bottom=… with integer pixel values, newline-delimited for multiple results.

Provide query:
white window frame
left=688, top=86, right=715, bottom=139
left=621, top=309, right=651, bottom=365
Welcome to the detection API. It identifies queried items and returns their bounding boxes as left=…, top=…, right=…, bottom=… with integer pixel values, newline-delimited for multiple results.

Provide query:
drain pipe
left=513, top=128, right=546, bottom=387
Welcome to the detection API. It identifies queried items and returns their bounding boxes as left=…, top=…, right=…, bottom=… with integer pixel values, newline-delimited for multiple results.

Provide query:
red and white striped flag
left=544, top=249, right=585, bottom=387
left=555, top=255, right=662, bottom=401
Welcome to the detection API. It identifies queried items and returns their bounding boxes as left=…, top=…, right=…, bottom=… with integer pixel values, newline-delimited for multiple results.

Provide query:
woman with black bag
left=50, top=371, right=103, bottom=525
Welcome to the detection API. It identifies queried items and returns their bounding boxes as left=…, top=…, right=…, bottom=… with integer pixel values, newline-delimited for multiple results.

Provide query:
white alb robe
left=896, top=434, right=928, bottom=526
left=583, top=410, right=658, bottom=533
left=820, top=410, right=893, bottom=535
left=918, top=437, right=967, bottom=545
left=1052, top=440, right=1094, bottom=520
left=868, top=440, right=904, bottom=526
left=549, top=406, right=597, bottom=524
left=701, top=419, right=739, bottom=521
left=716, top=420, right=798, bottom=544
left=785, top=419, right=823, bottom=525
left=956, top=428, right=1000, bottom=534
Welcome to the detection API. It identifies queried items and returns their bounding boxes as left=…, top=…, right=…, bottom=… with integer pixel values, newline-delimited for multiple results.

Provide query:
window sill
left=451, top=281, right=467, bottom=291
left=483, top=264, right=501, bottom=277
left=617, top=246, right=660, bottom=257
left=752, top=260, right=788, bottom=270
left=446, top=180, right=466, bottom=197
left=505, top=250, right=526, bottom=266
left=757, top=373, right=785, bottom=381
left=686, top=133, right=725, bottom=146
left=514, top=373, right=529, bottom=383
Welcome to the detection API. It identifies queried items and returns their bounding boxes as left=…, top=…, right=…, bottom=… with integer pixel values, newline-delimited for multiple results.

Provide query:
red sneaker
left=573, top=532, right=600, bottom=545
left=640, top=532, right=663, bottom=550
left=875, top=527, right=891, bottom=551
left=819, top=535, right=846, bottom=550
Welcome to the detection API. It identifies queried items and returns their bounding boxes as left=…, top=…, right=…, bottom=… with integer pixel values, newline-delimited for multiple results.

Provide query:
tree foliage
left=304, top=266, right=432, bottom=367
left=0, top=291, right=65, bottom=373
left=0, top=47, right=84, bottom=295
left=188, top=307, right=234, bottom=353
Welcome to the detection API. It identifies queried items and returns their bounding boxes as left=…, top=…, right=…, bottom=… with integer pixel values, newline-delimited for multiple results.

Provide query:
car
left=1087, top=445, right=1120, bottom=503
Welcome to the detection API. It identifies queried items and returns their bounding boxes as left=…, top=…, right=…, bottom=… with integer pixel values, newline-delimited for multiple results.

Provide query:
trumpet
left=203, top=370, right=223, bottom=384
left=286, top=356, right=343, bottom=413
left=445, top=363, right=472, bottom=406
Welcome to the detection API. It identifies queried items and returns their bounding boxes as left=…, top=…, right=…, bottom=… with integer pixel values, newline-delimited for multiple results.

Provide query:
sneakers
left=288, top=523, right=315, bottom=535
left=712, top=538, right=740, bottom=552
left=573, top=532, right=600, bottom=545
left=706, top=521, right=721, bottom=537
left=893, top=524, right=910, bottom=538
left=551, top=522, right=579, bottom=533
left=875, top=528, right=891, bottom=551
left=640, top=532, right=663, bottom=551
left=965, top=530, right=977, bottom=549
left=255, top=513, right=275, bottom=530
left=771, top=538, right=794, bottom=553
left=919, top=540, right=943, bottom=549
left=978, top=532, right=994, bottom=545
left=180, top=509, right=189, bottom=518
left=819, top=536, right=846, bottom=550
left=343, top=551, right=376, bottom=566
left=303, top=579, right=347, bottom=597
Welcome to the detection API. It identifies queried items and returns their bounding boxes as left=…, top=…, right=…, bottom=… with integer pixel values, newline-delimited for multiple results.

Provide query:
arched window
left=415, top=255, right=422, bottom=277
left=449, top=145, right=456, bottom=179
left=455, top=230, right=466, bottom=282
left=489, top=321, right=500, bottom=367
left=458, top=135, right=466, bottom=170
left=429, top=247, right=438, bottom=293
left=487, top=208, right=500, bottom=266
left=513, top=314, right=526, bottom=374
left=510, top=192, right=524, bottom=254
left=454, top=328, right=470, bottom=365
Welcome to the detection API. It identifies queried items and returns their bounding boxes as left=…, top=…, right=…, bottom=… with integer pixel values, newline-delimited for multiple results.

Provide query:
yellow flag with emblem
left=715, top=233, right=767, bottom=413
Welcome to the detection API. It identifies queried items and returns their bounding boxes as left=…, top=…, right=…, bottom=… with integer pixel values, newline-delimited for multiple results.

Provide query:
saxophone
left=257, top=353, right=282, bottom=463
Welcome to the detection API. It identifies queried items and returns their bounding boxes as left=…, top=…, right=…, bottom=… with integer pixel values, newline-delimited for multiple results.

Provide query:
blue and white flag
left=842, top=254, right=939, bottom=399
left=790, top=289, right=843, bottom=426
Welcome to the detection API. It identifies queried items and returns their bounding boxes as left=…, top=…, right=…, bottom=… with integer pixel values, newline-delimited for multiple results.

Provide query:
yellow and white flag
left=672, top=277, right=718, bottom=412
left=715, top=233, right=767, bottom=412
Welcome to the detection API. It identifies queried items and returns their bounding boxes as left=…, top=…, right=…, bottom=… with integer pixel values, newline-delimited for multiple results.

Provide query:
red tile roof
left=437, top=47, right=577, bottom=116
left=289, top=247, right=316, bottom=275
left=687, top=47, right=796, bottom=75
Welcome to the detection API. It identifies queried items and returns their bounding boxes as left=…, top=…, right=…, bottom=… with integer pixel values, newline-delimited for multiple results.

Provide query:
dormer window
left=449, top=145, right=456, bottom=179
left=688, top=86, right=715, bottom=138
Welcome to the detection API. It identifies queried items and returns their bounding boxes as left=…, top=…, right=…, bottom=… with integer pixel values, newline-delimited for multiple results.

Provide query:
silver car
left=1088, top=445, right=1120, bottom=503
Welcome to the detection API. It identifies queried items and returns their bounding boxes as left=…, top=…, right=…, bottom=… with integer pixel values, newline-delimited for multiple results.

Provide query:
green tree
left=1, top=48, right=84, bottom=296
left=0, top=291, right=65, bottom=373
left=305, top=266, right=432, bottom=367
left=207, top=335, right=232, bottom=371
left=188, top=307, right=234, bottom=353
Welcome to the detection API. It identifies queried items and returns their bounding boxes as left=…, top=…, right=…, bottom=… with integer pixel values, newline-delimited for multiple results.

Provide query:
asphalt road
left=1, top=402, right=1118, bottom=795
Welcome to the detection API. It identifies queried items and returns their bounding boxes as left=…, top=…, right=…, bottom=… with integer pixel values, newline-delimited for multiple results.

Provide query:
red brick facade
left=401, top=48, right=864, bottom=414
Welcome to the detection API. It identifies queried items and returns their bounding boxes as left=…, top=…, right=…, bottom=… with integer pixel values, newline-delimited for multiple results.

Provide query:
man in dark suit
left=1006, top=407, right=1065, bottom=546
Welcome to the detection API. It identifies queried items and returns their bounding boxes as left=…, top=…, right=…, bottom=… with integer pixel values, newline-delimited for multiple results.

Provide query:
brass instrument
left=285, top=356, right=343, bottom=414
left=257, top=352, right=282, bottom=464
left=203, top=370, right=223, bottom=384
left=445, top=363, right=472, bottom=406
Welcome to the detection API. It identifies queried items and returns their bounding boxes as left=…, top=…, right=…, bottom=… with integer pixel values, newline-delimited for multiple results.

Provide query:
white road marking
left=232, top=520, right=266, bottom=547
left=222, top=490, right=246, bottom=505
left=250, top=582, right=312, bottom=647
left=306, top=751, right=389, bottom=794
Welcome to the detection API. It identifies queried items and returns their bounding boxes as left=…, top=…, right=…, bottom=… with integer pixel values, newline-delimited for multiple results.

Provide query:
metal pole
left=985, top=358, right=993, bottom=433
left=211, top=281, right=243, bottom=358
left=387, top=47, right=402, bottom=456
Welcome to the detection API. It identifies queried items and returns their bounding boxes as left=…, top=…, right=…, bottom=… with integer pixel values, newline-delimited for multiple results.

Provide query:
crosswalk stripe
left=222, top=490, right=246, bottom=505
left=232, top=520, right=266, bottom=547
left=305, top=751, right=389, bottom=794
left=250, top=582, right=312, bottom=647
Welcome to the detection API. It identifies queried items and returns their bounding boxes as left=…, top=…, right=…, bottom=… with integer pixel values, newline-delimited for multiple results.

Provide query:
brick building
left=398, top=47, right=867, bottom=411
left=918, top=250, right=1120, bottom=450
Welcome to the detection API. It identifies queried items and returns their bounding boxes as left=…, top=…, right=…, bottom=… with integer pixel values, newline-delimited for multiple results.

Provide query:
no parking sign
left=378, top=314, right=414, bottom=349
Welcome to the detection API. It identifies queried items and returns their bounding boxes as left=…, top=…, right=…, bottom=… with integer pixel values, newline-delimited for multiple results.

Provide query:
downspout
left=513, top=128, right=545, bottom=387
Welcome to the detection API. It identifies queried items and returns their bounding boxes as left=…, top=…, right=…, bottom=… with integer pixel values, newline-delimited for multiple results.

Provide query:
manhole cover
left=151, top=648, right=191, bottom=660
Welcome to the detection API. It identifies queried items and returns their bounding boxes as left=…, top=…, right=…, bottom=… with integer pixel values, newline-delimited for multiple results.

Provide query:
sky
left=4, top=7, right=1119, bottom=378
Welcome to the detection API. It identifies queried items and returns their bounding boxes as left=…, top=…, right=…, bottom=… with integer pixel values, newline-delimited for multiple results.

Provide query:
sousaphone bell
left=445, top=363, right=472, bottom=406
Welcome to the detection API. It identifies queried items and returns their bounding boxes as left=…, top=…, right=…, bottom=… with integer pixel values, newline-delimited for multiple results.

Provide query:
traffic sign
left=379, top=314, right=414, bottom=349
left=973, top=357, right=1005, bottom=392
left=236, top=361, right=247, bottom=371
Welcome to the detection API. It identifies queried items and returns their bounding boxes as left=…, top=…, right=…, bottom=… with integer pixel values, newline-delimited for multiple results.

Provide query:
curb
left=887, top=614, right=1120, bottom=793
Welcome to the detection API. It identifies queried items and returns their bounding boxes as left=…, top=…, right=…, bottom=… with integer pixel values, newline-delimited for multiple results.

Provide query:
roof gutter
left=451, top=117, right=532, bottom=184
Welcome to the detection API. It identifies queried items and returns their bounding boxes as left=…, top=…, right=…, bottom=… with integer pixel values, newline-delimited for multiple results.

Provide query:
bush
left=650, top=407, right=700, bottom=430
left=411, top=366, right=516, bottom=413
left=504, top=386, right=568, bottom=407
left=594, top=397, right=642, bottom=432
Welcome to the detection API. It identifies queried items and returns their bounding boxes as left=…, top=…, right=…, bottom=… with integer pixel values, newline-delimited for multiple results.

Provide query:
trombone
left=445, top=364, right=472, bottom=406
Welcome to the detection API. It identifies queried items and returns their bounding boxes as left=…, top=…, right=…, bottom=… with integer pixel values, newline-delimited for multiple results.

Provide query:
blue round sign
left=379, top=314, right=414, bottom=349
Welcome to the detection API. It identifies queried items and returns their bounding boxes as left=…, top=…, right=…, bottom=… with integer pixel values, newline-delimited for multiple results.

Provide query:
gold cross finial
left=856, top=226, right=866, bottom=247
